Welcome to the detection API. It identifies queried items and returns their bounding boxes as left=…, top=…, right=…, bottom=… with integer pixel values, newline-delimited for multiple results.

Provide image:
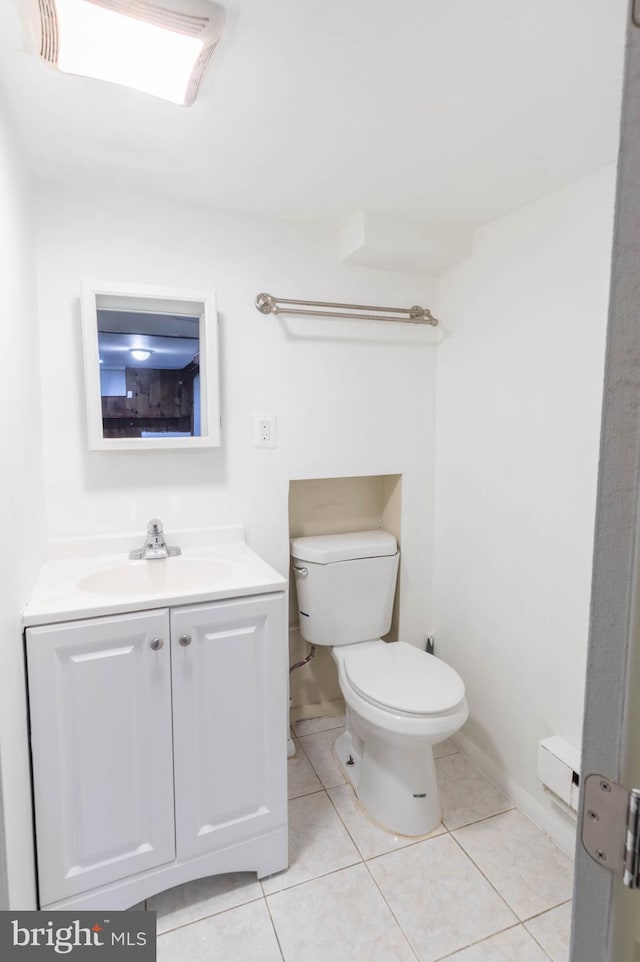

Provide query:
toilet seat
left=343, top=641, right=465, bottom=717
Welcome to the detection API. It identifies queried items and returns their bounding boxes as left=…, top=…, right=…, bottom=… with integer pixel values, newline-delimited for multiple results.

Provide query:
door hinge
left=582, top=774, right=640, bottom=889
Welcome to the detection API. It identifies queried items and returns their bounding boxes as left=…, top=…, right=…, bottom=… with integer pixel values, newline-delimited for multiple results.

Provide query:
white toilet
left=291, top=529, right=468, bottom=836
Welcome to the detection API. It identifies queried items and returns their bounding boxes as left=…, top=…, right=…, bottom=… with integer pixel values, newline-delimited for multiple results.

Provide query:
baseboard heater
left=537, top=735, right=581, bottom=812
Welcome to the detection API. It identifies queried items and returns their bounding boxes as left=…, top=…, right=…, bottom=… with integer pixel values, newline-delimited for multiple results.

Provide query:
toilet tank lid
left=290, top=530, right=397, bottom=564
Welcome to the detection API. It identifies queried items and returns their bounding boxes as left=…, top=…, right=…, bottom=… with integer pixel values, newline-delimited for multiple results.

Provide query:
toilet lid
left=344, top=641, right=465, bottom=715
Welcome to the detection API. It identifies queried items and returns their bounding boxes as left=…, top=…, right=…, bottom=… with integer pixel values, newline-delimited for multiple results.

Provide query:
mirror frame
left=81, top=281, right=220, bottom=451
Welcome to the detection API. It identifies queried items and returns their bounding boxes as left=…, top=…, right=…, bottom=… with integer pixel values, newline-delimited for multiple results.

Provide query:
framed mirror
left=81, top=282, right=220, bottom=450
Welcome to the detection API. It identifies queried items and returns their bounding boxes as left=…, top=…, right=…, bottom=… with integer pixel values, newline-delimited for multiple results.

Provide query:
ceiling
left=0, top=0, right=628, bottom=230
left=98, top=332, right=198, bottom=371
left=97, top=309, right=200, bottom=370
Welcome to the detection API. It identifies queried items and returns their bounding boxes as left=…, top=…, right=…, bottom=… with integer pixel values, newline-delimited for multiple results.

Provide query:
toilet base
left=334, top=722, right=442, bottom=837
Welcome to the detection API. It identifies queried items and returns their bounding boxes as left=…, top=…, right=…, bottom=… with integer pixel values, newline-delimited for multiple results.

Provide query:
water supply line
left=289, top=644, right=316, bottom=674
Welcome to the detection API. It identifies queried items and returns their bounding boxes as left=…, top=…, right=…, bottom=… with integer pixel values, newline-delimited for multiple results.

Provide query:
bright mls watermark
left=0, top=911, right=156, bottom=960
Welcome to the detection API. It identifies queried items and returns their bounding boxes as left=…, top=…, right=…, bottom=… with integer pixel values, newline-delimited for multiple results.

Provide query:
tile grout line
left=448, top=828, right=524, bottom=921
left=263, top=893, right=287, bottom=962
left=292, top=722, right=346, bottom=738
left=155, top=746, right=572, bottom=948
left=441, top=803, right=516, bottom=834
left=261, top=841, right=364, bottom=900
left=324, top=783, right=370, bottom=860
left=359, top=857, right=422, bottom=962
left=447, top=826, right=572, bottom=934
left=522, top=898, right=573, bottom=962
left=155, top=834, right=570, bottom=953
left=433, top=747, right=460, bottom=760
left=294, top=732, right=347, bottom=792
left=522, top=896, right=573, bottom=924
left=292, top=736, right=548, bottom=913
left=512, top=805, right=578, bottom=860
left=287, top=736, right=324, bottom=798
left=449, top=812, right=574, bottom=923
left=430, top=920, right=554, bottom=962
left=154, top=892, right=267, bottom=938
left=154, top=856, right=562, bottom=960
left=523, top=925, right=558, bottom=962
left=288, top=786, right=326, bottom=802
left=263, top=783, right=364, bottom=899
left=361, top=829, right=522, bottom=962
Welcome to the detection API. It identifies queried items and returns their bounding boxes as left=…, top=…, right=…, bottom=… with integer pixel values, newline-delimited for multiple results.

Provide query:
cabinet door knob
left=150, top=637, right=164, bottom=651
left=179, top=633, right=192, bottom=647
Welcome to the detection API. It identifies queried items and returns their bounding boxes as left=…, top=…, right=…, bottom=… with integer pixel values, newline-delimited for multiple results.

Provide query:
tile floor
left=150, top=715, right=574, bottom=961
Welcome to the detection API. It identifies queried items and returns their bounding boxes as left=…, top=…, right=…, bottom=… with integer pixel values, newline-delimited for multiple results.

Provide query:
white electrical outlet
left=252, top=412, right=277, bottom=448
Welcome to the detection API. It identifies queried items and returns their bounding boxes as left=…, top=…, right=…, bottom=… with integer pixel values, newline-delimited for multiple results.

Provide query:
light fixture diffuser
left=129, top=348, right=153, bottom=361
left=37, top=0, right=225, bottom=105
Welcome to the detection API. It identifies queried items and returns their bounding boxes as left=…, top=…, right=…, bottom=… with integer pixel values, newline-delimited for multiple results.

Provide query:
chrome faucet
left=129, top=519, right=182, bottom=560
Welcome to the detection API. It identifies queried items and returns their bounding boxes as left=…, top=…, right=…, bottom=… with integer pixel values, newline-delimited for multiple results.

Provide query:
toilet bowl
left=291, top=530, right=468, bottom=836
left=332, top=639, right=467, bottom=835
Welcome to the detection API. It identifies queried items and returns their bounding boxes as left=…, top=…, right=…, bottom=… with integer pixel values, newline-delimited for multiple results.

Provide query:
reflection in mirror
left=97, top=309, right=201, bottom=439
left=81, top=283, right=220, bottom=451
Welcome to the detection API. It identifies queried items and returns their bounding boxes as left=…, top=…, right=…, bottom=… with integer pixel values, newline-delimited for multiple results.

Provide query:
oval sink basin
left=79, top=558, right=236, bottom=596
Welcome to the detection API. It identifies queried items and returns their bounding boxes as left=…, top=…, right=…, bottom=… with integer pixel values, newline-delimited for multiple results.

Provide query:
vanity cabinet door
left=26, top=610, right=176, bottom=907
left=170, top=593, right=287, bottom=860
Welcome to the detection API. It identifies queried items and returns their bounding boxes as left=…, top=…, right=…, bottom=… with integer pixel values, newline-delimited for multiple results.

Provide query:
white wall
left=34, top=184, right=439, bottom=646
left=33, top=169, right=613, bottom=859
left=433, top=166, right=616, bottom=848
left=0, top=101, right=46, bottom=907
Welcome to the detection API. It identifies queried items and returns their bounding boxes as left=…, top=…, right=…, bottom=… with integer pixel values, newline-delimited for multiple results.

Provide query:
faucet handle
left=129, top=518, right=180, bottom=560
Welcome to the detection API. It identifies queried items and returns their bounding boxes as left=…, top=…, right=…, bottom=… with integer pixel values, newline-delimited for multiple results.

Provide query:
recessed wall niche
left=288, top=474, right=402, bottom=722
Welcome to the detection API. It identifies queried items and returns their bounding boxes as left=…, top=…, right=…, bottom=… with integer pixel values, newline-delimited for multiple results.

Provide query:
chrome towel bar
left=255, top=292, right=439, bottom=326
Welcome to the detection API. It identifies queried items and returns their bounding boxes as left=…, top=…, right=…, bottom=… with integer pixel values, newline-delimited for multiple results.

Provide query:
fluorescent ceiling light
left=38, top=0, right=225, bottom=106
left=130, top=348, right=153, bottom=361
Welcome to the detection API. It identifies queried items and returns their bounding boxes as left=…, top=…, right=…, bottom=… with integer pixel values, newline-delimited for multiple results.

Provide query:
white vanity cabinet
left=26, top=592, right=287, bottom=910
left=170, top=597, right=286, bottom=860
left=27, top=608, right=175, bottom=906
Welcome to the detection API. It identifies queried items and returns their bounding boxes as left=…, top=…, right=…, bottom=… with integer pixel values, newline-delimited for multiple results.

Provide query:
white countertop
left=23, top=527, right=287, bottom=627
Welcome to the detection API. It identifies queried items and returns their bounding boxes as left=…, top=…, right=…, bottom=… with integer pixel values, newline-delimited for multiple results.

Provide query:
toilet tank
left=290, top=530, right=399, bottom=647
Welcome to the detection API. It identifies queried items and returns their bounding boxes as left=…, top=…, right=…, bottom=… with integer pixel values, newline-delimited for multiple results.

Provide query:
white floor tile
left=328, top=783, right=445, bottom=860
left=156, top=899, right=282, bottom=962
left=288, top=740, right=323, bottom=799
left=261, top=791, right=361, bottom=895
left=442, top=924, right=552, bottom=961
left=436, top=753, right=513, bottom=830
left=368, top=834, right=516, bottom=962
left=148, top=872, right=263, bottom=934
left=433, top=737, right=458, bottom=759
left=268, top=863, right=417, bottom=962
left=525, top=901, right=572, bottom=962
left=297, top=729, right=346, bottom=789
left=292, top=713, right=346, bottom=737
left=453, top=810, right=574, bottom=920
